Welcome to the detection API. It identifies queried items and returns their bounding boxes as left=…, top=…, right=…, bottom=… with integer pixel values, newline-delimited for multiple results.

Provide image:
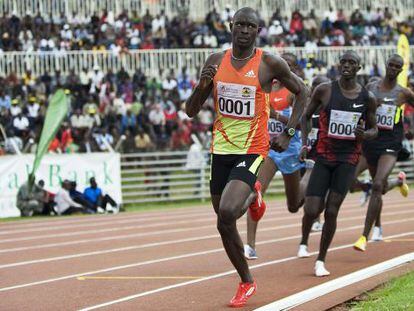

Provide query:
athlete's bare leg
left=300, top=196, right=325, bottom=245
left=246, top=158, right=277, bottom=249
left=215, top=180, right=256, bottom=283
left=350, top=156, right=369, bottom=192
left=362, top=154, right=397, bottom=238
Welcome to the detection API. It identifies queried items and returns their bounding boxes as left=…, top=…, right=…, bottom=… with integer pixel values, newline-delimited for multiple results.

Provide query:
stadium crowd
left=0, top=5, right=413, bottom=53
left=1, top=5, right=414, bottom=155
left=1, top=59, right=414, bottom=155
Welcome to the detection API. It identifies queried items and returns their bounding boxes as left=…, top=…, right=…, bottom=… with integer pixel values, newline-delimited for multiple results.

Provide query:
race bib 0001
left=268, top=118, right=284, bottom=138
left=376, top=104, right=396, bottom=130
left=328, top=110, right=362, bottom=140
left=217, top=82, right=256, bottom=119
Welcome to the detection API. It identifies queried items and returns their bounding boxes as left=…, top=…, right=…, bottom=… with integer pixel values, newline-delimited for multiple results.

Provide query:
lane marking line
left=2, top=212, right=413, bottom=269
left=78, top=231, right=414, bottom=311
left=255, top=252, right=414, bottom=311
left=77, top=276, right=204, bottom=281
left=0, top=201, right=409, bottom=245
left=1, top=220, right=413, bottom=293
left=384, top=238, right=414, bottom=243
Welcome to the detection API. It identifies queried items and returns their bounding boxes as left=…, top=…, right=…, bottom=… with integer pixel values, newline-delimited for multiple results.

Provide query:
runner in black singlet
left=297, top=51, right=378, bottom=276
left=354, top=54, right=414, bottom=251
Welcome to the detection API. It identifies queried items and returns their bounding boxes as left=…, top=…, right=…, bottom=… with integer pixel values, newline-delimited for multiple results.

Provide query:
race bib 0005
left=328, top=110, right=362, bottom=140
left=217, top=82, right=256, bottom=119
left=268, top=118, right=284, bottom=138
left=376, top=104, right=396, bottom=130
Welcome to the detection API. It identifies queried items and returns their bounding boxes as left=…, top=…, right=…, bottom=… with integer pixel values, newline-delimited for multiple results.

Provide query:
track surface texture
left=1, top=191, right=413, bottom=311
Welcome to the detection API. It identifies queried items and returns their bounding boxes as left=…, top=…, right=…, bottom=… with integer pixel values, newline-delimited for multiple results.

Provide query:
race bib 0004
left=217, top=82, right=256, bottom=119
left=376, top=104, right=396, bottom=130
left=328, top=110, right=362, bottom=140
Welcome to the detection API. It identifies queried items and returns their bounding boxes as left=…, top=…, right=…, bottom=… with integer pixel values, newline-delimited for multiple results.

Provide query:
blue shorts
left=268, top=140, right=305, bottom=175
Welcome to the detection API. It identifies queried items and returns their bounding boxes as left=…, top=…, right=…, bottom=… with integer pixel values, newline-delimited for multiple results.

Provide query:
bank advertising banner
left=0, top=153, right=122, bottom=218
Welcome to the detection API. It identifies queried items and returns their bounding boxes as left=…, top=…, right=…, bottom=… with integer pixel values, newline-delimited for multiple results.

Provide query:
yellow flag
left=397, top=34, right=410, bottom=87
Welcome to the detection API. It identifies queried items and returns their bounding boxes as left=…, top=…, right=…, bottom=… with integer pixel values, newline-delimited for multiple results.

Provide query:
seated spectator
left=12, top=112, right=30, bottom=137
left=121, top=109, right=137, bottom=134
left=16, top=179, right=45, bottom=216
left=68, top=181, right=95, bottom=212
left=84, top=177, right=119, bottom=213
left=54, top=180, right=90, bottom=215
left=94, top=127, right=114, bottom=151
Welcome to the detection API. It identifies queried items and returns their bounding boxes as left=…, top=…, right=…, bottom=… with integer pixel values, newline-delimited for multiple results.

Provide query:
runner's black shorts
left=362, top=146, right=400, bottom=166
left=306, top=158, right=356, bottom=197
left=210, top=154, right=264, bottom=195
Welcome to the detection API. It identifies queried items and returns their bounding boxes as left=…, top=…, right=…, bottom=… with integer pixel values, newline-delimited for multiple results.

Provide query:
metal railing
left=2, top=46, right=413, bottom=78
left=1, top=0, right=412, bottom=21
left=121, top=148, right=414, bottom=205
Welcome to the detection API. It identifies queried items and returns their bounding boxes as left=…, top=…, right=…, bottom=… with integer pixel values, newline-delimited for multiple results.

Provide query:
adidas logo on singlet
left=245, top=70, right=256, bottom=78
left=237, top=161, right=246, bottom=168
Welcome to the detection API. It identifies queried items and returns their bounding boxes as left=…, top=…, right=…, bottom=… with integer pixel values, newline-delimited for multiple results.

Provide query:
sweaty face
left=231, top=12, right=259, bottom=48
left=386, top=58, right=403, bottom=80
left=339, top=55, right=360, bottom=78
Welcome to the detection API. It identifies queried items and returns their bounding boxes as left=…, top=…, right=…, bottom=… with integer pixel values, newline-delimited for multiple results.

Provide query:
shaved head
left=339, top=51, right=361, bottom=65
left=233, top=7, right=260, bottom=23
left=387, top=54, right=404, bottom=66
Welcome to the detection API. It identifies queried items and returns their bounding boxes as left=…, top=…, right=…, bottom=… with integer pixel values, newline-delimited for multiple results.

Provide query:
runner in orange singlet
left=185, top=7, right=308, bottom=308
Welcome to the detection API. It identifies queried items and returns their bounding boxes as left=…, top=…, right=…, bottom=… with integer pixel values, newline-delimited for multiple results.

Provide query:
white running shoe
left=314, top=260, right=330, bottom=277
left=297, top=244, right=310, bottom=258
left=311, top=221, right=323, bottom=232
left=244, top=245, right=258, bottom=260
left=97, top=207, right=105, bottom=214
left=371, top=226, right=383, bottom=241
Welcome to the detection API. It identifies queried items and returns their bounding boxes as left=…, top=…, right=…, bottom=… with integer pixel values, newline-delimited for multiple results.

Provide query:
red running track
left=0, top=191, right=413, bottom=310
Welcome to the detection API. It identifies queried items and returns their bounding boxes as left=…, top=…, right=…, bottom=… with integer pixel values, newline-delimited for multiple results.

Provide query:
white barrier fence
left=1, top=46, right=413, bottom=78
left=0, top=0, right=412, bottom=21
left=121, top=150, right=414, bottom=205
left=0, top=153, right=122, bottom=218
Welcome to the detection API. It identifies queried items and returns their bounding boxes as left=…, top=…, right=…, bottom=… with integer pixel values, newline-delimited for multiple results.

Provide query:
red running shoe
left=228, top=281, right=257, bottom=308
left=249, top=181, right=266, bottom=222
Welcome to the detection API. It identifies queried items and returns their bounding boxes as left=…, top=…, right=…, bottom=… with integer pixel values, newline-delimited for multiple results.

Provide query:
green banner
left=29, top=89, right=68, bottom=187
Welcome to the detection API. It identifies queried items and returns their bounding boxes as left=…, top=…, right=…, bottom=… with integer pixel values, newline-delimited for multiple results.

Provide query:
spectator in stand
left=12, top=111, right=30, bottom=138
left=84, top=177, right=118, bottom=213
left=135, top=128, right=154, bottom=152
left=121, top=109, right=137, bottom=134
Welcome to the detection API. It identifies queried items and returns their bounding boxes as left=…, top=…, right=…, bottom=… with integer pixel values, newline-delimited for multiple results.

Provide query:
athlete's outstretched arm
left=186, top=53, right=221, bottom=117
left=355, top=92, right=378, bottom=141
left=402, top=87, right=414, bottom=107
left=266, top=56, right=309, bottom=130
left=301, top=83, right=327, bottom=147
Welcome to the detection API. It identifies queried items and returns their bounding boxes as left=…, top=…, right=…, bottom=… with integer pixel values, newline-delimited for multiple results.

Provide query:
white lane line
left=1, top=199, right=408, bottom=244
left=0, top=202, right=387, bottom=253
left=0, top=207, right=212, bottom=229
left=0, top=210, right=414, bottom=269
left=255, top=252, right=414, bottom=311
left=1, top=218, right=413, bottom=293
left=1, top=196, right=406, bottom=235
left=79, top=231, right=414, bottom=311
left=0, top=211, right=414, bottom=269
left=0, top=211, right=214, bottom=236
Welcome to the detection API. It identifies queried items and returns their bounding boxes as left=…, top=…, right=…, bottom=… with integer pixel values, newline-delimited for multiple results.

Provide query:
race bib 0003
left=376, top=104, right=396, bottom=130
left=328, top=110, right=362, bottom=140
left=217, top=82, right=256, bottom=119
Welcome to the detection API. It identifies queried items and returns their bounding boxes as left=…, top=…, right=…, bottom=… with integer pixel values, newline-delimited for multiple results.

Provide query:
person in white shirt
left=54, top=180, right=85, bottom=215
left=162, top=75, right=178, bottom=91
left=178, top=84, right=192, bottom=101
left=13, top=113, right=30, bottom=135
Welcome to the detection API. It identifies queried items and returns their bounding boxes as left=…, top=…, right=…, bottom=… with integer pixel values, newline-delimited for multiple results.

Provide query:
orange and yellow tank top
left=211, top=48, right=270, bottom=158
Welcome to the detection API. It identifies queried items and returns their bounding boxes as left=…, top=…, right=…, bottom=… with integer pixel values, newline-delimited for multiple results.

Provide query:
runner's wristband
left=301, top=145, right=311, bottom=152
